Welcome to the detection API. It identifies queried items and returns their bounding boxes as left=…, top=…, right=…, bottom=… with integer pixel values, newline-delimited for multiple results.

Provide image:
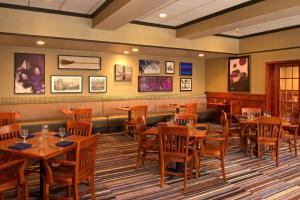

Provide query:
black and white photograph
left=139, top=60, right=160, bottom=74
left=180, top=78, right=192, bottom=91
left=89, top=76, right=107, bottom=93
left=115, top=64, right=132, bottom=82
left=51, top=75, right=82, bottom=93
left=165, top=61, right=175, bottom=74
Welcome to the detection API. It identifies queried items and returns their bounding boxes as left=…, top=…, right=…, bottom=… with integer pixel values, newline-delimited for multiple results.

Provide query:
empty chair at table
left=282, top=112, right=299, bottom=157
left=72, top=108, right=92, bottom=122
left=241, top=108, right=262, bottom=117
left=125, top=105, right=148, bottom=137
left=67, top=120, right=93, bottom=136
left=0, top=112, right=19, bottom=126
left=159, top=126, right=194, bottom=192
left=0, top=123, right=21, bottom=141
left=184, top=103, right=197, bottom=114
left=136, top=116, right=159, bottom=168
left=44, top=133, right=99, bottom=200
left=249, top=116, right=282, bottom=167
left=174, top=113, right=197, bottom=125
left=0, top=158, right=29, bottom=200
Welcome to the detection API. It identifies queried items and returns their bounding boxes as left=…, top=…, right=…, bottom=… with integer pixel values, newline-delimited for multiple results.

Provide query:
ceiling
left=0, top=0, right=108, bottom=15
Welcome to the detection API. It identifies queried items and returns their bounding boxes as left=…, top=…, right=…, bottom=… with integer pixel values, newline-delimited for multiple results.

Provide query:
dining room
left=1, top=0, right=300, bottom=199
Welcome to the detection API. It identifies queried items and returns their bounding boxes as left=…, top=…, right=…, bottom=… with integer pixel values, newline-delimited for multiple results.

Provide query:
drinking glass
left=58, top=128, right=66, bottom=141
left=42, top=124, right=48, bottom=137
left=187, top=119, right=194, bottom=127
left=21, top=129, right=28, bottom=143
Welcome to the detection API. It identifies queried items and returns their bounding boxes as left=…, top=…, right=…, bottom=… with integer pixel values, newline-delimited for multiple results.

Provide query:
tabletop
left=0, top=132, right=85, bottom=160
left=162, top=104, right=185, bottom=109
left=207, top=102, right=230, bottom=106
left=114, top=107, right=132, bottom=112
left=237, top=117, right=298, bottom=128
left=60, top=109, right=74, bottom=116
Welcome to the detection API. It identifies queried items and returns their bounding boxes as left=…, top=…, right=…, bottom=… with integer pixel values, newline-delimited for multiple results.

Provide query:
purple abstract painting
left=138, top=76, right=173, bottom=92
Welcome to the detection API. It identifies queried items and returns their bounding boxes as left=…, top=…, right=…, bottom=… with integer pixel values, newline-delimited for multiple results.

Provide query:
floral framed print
left=51, top=75, right=82, bottom=93
left=228, top=56, right=250, bottom=92
left=139, top=60, right=160, bottom=74
left=14, top=53, right=45, bottom=94
left=180, top=78, right=192, bottom=91
left=165, top=61, right=175, bottom=74
left=89, top=76, right=107, bottom=93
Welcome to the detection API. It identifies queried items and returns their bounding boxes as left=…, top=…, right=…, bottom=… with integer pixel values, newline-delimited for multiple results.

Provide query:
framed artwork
left=138, top=76, right=173, bottom=92
left=89, top=76, right=107, bottom=93
left=165, top=61, right=175, bottom=74
left=180, top=78, right=192, bottom=91
left=58, top=55, right=101, bottom=70
left=179, top=62, right=192, bottom=76
left=228, top=56, right=250, bottom=92
left=139, top=60, right=160, bottom=74
left=115, top=64, right=132, bottom=82
left=51, top=75, right=82, bottom=93
left=14, top=53, right=45, bottom=94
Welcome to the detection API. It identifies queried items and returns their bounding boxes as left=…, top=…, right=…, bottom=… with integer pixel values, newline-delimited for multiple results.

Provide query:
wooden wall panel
left=206, top=92, right=266, bottom=114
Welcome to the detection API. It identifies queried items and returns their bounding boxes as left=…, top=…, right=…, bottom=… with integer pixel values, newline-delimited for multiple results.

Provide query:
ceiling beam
left=93, top=0, right=175, bottom=30
left=176, top=0, right=300, bottom=39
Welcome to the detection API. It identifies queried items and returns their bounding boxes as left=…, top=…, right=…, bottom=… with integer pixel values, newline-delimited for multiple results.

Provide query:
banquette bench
left=0, top=93, right=217, bottom=133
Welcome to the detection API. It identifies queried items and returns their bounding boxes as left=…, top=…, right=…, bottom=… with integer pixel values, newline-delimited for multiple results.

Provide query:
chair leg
left=142, top=150, right=146, bottom=165
left=221, top=155, right=226, bottom=181
left=0, top=192, right=4, bottom=200
left=160, top=160, right=165, bottom=188
left=67, top=185, right=72, bottom=197
left=23, top=182, right=29, bottom=200
left=257, top=143, right=261, bottom=166
left=44, top=183, right=50, bottom=200
left=73, top=183, right=79, bottom=200
left=16, top=186, right=20, bottom=200
left=90, top=175, right=96, bottom=200
left=136, top=147, right=141, bottom=168
left=184, top=161, right=188, bottom=192
left=276, top=142, right=279, bottom=167
left=295, top=138, right=298, bottom=157
left=250, top=141, right=253, bottom=159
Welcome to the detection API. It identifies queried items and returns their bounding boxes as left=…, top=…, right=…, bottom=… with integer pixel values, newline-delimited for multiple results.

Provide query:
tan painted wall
left=0, top=45, right=205, bottom=98
left=0, top=8, right=239, bottom=54
left=205, top=48, right=300, bottom=94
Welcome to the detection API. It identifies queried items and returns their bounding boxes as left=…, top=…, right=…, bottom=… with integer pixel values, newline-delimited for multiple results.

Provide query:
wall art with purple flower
left=14, top=53, right=45, bottom=94
left=138, top=76, right=173, bottom=92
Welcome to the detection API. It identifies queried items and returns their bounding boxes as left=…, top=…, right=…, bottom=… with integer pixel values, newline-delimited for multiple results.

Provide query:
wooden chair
left=249, top=117, right=282, bottom=167
left=0, top=158, right=29, bottom=200
left=158, top=126, right=194, bottom=192
left=174, top=113, right=198, bottom=124
left=184, top=103, right=197, bottom=114
left=72, top=108, right=92, bottom=122
left=67, top=120, right=92, bottom=136
left=199, top=117, right=228, bottom=181
left=136, top=116, right=159, bottom=168
left=282, top=112, right=299, bottom=157
left=0, top=123, right=21, bottom=141
left=44, top=134, right=99, bottom=200
left=0, top=112, right=19, bottom=126
left=242, top=108, right=262, bottom=117
left=125, top=105, right=148, bottom=137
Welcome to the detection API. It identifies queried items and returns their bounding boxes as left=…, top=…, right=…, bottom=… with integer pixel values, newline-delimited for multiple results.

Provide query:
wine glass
left=42, top=124, right=48, bottom=137
left=187, top=119, right=194, bottom=127
left=58, top=128, right=66, bottom=141
left=21, top=129, right=28, bottom=143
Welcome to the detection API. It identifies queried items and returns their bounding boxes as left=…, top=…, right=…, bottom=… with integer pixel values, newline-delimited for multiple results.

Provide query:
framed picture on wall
left=51, top=75, right=82, bottom=93
left=139, top=60, right=160, bottom=74
left=179, top=62, right=192, bottom=76
left=89, top=76, right=107, bottom=93
left=115, top=64, right=132, bottom=82
left=165, top=61, right=175, bottom=74
left=58, top=55, right=101, bottom=70
left=180, top=78, right=192, bottom=91
left=14, top=53, right=45, bottom=94
left=228, top=56, right=250, bottom=92
left=138, top=76, right=173, bottom=92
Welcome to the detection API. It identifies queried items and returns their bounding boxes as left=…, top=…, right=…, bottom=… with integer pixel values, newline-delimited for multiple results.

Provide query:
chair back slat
left=174, top=114, right=197, bottom=124
left=67, top=121, right=92, bottom=136
left=72, top=108, right=92, bottom=122
left=0, top=113, right=19, bottom=126
left=0, top=123, right=21, bottom=141
left=159, top=126, right=189, bottom=158
left=185, top=103, right=197, bottom=114
left=257, top=117, right=282, bottom=139
left=242, top=108, right=262, bottom=117
left=132, top=105, right=148, bottom=123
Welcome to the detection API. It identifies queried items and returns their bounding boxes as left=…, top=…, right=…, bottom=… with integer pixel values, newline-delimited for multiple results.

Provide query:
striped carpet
left=5, top=133, right=300, bottom=200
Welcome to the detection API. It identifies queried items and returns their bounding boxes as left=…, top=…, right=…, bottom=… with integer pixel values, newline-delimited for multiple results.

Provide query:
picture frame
left=179, top=62, right=192, bottom=76
left=138, top=76, right=173, bottom=92
left=139, top=60, right=160, bottom=74
left=50, top=75, right=82, bottom=93
left=58, top=55, right=101, bottom=70
left=228, top=56, right=250, bottom=92
left=165, top=61, right=175, bottom=74
left=115, top=64, right=132, bottom=82
left=89, top=76, right=107, bottom=93
left=14, top=53, right=45, bottom=94
left=180, top=78, right=192, bottom=91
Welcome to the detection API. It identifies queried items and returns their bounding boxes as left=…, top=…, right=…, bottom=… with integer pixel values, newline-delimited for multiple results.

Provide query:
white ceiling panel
left=0, top=0, right=28, bottom=6
left=61, top=0, right=101, bottom=14
left=29, top=0, right=63, bottom=10
left=222, top=14, right=300, bottom=37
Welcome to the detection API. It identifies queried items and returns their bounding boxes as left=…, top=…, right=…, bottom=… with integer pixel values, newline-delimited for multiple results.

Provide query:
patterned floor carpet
left=5, top=132, right=300, bottom=200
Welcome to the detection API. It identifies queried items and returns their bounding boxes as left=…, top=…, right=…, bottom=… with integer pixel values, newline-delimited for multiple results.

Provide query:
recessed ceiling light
left=159, top=13, right=167, bottom=18
left=123, top=51, right=130, bottom=54
left=235, top=27, right=240, bottom=31
left=36, top=40, right=45, bottom=45
left=132, top=48, right=139, bottom=52
left=198, top=53, right=205, bottom=57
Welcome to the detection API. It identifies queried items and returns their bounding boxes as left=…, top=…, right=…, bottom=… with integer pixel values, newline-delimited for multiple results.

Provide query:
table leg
left=194, top=138, right=200, bottom=178
left=128, top=110, right=132, bottom=121
left=176, top=107, right=179, bottom=114
left=40, top=160, right=45, bottom=199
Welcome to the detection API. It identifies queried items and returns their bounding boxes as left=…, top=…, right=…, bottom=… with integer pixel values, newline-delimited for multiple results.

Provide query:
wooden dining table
left=145, top=123, right=208, bottom=177
left=162, top=104, right=185, bottom=114
left=0, top=132, right=86, bottom=198
left=114, top=107, right=133, bottom=121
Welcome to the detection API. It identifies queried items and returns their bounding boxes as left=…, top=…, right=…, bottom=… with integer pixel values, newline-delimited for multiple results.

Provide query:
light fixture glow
left=123, top=51, right=130, bottom=54
left=36, top=40, right=45, bottom=45
left=235, top=27, right=240, bottom=31
left=159, top=13, right=167, bottom=18
left=198, top=53, right=205, bottom=57
left=132, top=48, right=139, bottom=52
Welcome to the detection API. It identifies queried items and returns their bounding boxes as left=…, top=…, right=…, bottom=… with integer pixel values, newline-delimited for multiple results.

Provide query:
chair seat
left=51, top=165, right=75, bottom=185
left=201, top=143, right=221, bottom=157
left=141, top=138, right=159, bottom=150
